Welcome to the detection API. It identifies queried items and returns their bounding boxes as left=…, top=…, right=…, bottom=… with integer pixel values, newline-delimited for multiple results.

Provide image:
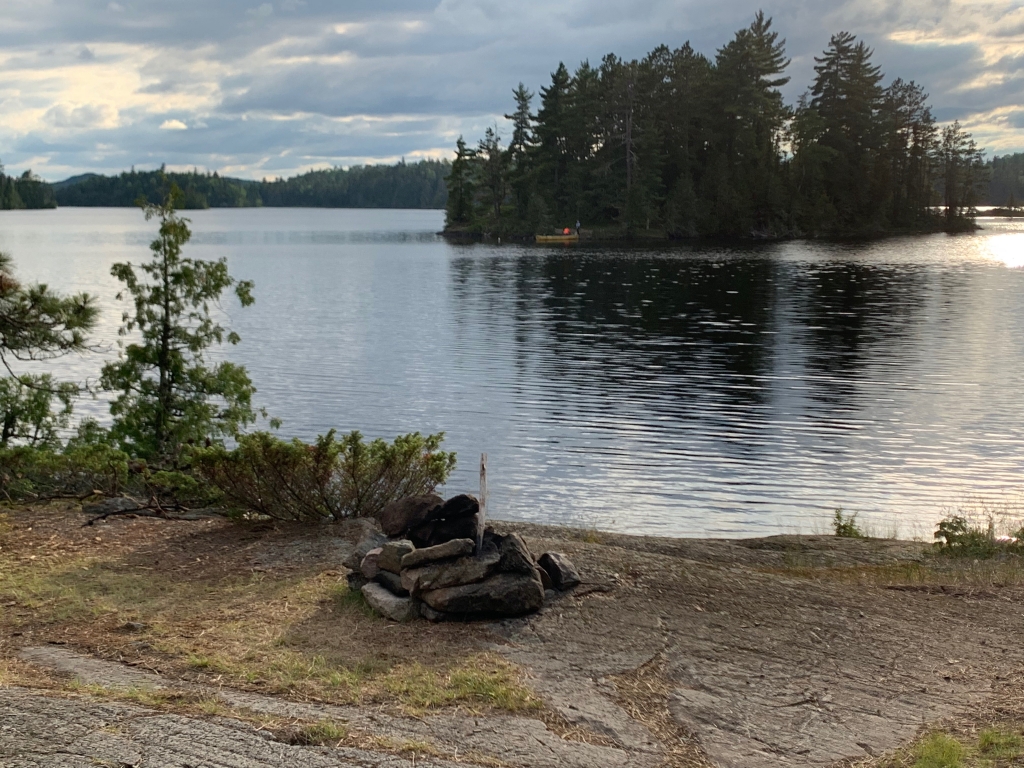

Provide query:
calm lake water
left=2, top=207, right=1024, bottom=537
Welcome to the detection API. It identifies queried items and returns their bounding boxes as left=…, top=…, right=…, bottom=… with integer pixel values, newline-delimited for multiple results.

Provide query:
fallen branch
left=82, top=497, right=207, bottom=526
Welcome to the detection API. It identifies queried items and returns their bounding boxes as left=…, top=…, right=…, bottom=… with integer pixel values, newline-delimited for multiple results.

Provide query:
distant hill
left=53, top=160, right=450, bottom=209
left=51, top=173, right=101, bottom=191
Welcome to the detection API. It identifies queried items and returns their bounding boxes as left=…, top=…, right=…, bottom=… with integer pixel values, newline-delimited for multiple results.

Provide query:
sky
left=1, top=0, right=1023, bottom=181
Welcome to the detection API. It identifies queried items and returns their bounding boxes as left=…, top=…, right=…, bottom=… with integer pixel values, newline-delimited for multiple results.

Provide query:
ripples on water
left=2, top=208, right=1023, bottom=536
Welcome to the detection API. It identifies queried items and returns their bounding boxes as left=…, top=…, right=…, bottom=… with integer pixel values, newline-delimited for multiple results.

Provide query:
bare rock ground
left=5, top=511, right=1024, bottom=767
left=6, top=646, right=659, bottom=768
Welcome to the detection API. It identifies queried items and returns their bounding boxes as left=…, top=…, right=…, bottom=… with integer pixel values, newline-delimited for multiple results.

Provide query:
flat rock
left=362, top=582, right=419, bottom=622
left=360, top=547, right=383, bottom=578
left=402, top=549, right=501, bottom=596
left=401, top=538, right=475, bottom=569
left=15, top=646, right=656, bottom=768
left=538, top=552, right=581, bottom=590
left=379, top=494, right=443, bottom=537
left=374, top=569, right=409, bottom=597
left=421, top=572, right=544, bottom=617
left=378, top=539, right=415, bottom=574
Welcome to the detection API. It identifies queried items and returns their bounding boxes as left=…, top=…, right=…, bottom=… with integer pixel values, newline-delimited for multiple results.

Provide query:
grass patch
left=978, top=728, right=1022, bottom=760
left=67, top=682, right=230, bottom=717
left=873, top=727, right=1024, bottom=768
left=913, top=733, right=966, bottom=767
left=0, top=518, right=539, bottom=716
left=380, top=654, right=541, bottom=714
left=290, top=719, right=350, bottom=746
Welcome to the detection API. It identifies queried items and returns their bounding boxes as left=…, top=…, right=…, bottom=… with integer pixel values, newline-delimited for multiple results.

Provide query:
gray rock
left=421, top=572, right=544, bottom=617
left=401, top=538, right=475, bottom=570
left=499, top=533, right=537, bottom=575
left=361, top=583, right=420, bottom=622
left=378, top=539, right=415, bottom=574
left=407, top=495, right=482, bottom=548
left=420, top=604, right=450, bottom=622
left=375, top=569, right=409, bottom=597
left=435, top=494, right=480, bottom=521
left=402, top=549, right=502, bottom=596
left=360, top=547, right=383, bottom=579
left=378, top=494, right=443, bottom=537
left=410, top=513, right=482, bottom=549
left=346, top=571, right=369, bottom=592
left=538, top=552, right=581, bottom=590
left=536, top=565, right=553, bottom=591
left=343, top=526, right=387, bottom=570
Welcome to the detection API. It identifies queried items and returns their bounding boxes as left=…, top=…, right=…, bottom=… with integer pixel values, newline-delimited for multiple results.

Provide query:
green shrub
left=832, top=508, right=864, bottom=538
left=933, top=515, right=1000, bottom=558
left=192, top=430, right=456, bottom=521
left=0, top=443, right=129, bottom=501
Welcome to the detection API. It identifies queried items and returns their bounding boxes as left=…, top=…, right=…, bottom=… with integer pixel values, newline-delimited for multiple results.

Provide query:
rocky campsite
left=5, top=503, right=1024, bottom=767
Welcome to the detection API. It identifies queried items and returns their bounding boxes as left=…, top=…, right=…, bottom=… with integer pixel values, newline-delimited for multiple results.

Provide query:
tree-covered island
left=444, top=14, right=992, bottom=241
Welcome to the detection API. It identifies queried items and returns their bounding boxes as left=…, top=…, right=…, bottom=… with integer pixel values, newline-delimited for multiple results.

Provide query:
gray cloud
left=0, top=0, right=1021, bottom=180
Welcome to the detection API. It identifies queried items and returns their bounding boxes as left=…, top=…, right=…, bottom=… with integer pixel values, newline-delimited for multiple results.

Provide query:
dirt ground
left=3, top=505, right=1024, bottom=767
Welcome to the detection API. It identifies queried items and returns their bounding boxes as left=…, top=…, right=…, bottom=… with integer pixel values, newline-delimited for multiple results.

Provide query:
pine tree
left=444, top=137, right=477, bottom=227
left=101, top=185, right=260, bottom=461
left=809, top=32, right=884, bottom=228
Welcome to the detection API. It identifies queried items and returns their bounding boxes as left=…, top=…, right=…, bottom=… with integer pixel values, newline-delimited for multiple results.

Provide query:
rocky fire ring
left=344, top=494, right=581, bottom=622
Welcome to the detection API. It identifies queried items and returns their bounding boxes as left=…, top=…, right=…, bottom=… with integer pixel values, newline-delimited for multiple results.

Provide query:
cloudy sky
left=1, top=0, right=1022, bottom=181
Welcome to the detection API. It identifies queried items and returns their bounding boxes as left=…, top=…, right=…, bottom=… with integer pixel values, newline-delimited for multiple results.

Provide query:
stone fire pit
left=344, top=494, right=580, bottom=622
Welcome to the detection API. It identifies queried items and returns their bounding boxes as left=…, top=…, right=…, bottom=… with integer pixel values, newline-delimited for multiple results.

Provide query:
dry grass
left=59, top=678, right=511, bottom=766
left=610, top=654, right=714, bottom=768
left=765, top=557, right=1024, bottom=589
left=0, top=504, right=537, bottom=716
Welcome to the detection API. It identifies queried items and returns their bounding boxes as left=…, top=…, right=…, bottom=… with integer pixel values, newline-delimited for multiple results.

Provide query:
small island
left=443, top=16, right=1001, bottom=242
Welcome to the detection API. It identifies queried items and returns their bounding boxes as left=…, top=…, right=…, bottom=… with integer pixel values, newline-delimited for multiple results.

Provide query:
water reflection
left=1, top=209, right=1023, bottom=536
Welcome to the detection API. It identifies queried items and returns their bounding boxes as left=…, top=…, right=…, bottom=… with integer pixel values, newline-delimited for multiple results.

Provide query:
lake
left=2, top=207, right=1023, bottom=537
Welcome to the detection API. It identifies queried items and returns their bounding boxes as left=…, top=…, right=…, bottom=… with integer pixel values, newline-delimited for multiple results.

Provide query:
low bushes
left=0, top=443, right=129, bottom=501
left=192, top=430, right=456, bottom=521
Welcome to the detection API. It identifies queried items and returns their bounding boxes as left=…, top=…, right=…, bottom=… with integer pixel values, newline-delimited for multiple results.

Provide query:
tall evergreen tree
left=101, top=186, right=259, bottom=461
left=444, top=137, right=477, bottom=227
left=808, top=32, right=884, bottom=229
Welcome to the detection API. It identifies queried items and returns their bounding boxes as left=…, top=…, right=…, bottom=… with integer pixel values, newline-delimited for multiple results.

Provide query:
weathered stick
left=478, top=453, right=487, bottom=552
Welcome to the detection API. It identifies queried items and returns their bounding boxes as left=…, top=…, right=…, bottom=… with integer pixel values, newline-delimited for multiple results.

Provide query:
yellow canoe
left=535, top=233, right=579, bottom=243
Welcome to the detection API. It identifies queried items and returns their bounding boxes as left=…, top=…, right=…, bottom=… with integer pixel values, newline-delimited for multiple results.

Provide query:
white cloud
left=44, top=102, right=119, bottom=129
left=0, top=0, right=1021, bottom=181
